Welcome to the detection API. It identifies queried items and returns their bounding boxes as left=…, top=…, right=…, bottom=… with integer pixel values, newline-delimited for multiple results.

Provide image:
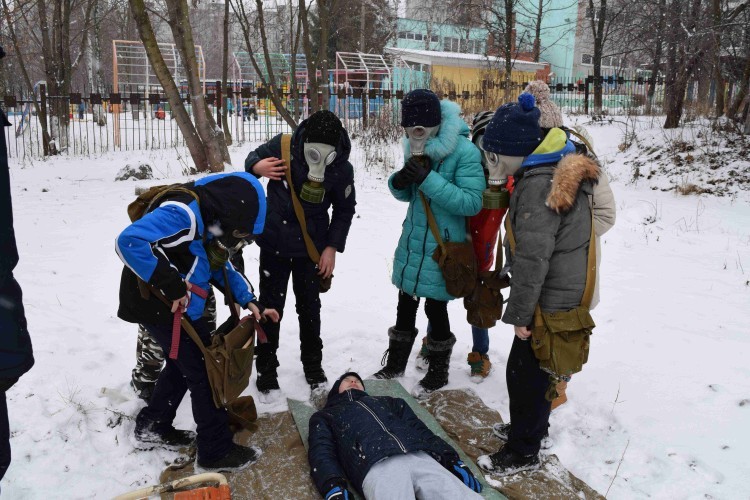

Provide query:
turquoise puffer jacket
left=389, top=100, right=485, bottom=301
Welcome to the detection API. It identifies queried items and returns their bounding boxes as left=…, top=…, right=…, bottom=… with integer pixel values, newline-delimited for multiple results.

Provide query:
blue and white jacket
left=116, top=172, right=266, bottom=325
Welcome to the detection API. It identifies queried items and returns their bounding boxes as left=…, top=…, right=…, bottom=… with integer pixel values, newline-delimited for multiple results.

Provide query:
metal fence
left=1, top=77, right=682, bottom=160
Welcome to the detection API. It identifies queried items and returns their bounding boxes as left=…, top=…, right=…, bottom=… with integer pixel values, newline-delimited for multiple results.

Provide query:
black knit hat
left=482, top=93, right=542, bottom=157
left=305, top=110, right=344, bottom=147
left=400, top=89, right=441, bottom=128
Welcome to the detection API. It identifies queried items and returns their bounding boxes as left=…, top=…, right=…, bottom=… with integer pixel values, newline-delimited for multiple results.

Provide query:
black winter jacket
left=244, top=120, right=356, bottom=258
left=0, top=109, right=34, bottom=386
left=307, top=379, right=458, bottom=496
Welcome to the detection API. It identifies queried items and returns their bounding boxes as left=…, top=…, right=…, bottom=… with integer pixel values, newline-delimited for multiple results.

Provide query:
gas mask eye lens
left=324, top=151, right=337, bottom=166
left=306, top=148, right=322, bottom=164
left=485, top=151, right=499, bottom=165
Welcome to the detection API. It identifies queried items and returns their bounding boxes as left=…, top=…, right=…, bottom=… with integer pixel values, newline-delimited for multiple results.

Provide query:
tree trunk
left=221, top=0, right=232, bottom=145
left=533, top=0, right=543, bottom=62
left=646, top=0, right=665, bottom=114
left=727, top=55, right=750, bottom=120
left=504, top=0, right=513, bottom=101
left=299, top=0, right=320, bottom=113
left=712, top=0, right=725, bottom=117
left=2, top=0, right=53, bottom=155
left=130, top=0, right=209, bottom=171
left=165, top=0, right=230, bottom=170
left=589, top=0, right=607, bottom=115
left=317, top=0, right=336, bottom=111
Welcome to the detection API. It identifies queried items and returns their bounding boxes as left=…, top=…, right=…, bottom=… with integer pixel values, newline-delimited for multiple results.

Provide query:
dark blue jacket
left=116, top=172, right=265, bottom=325
left=0, top=109, right=34, bottom=386
left=244, top=119, right=356, bottom=258
left=307, top=378, right=459, bottom=496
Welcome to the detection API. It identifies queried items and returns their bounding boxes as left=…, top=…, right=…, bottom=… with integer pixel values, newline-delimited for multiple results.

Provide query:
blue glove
left=450, top=460, right=483, bottom=493
left=325, top=485, right=352, bottom=500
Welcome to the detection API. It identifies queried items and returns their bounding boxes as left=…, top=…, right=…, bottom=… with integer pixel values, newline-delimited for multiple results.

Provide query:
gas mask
left=481, top=146, right=523, bottom=209
left=301, top=142, right=337, bottom=203
left=405, top=125, right=439, bottom=156
left=205, top=223, right=253, bottom=270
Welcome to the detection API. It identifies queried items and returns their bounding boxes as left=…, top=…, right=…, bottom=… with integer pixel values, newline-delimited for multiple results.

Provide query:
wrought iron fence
left=1, top=77, right=682, bottom=160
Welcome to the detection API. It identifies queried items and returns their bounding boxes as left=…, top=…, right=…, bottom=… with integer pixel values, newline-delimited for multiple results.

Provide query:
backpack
left=127, top=184, right=199, bottom=222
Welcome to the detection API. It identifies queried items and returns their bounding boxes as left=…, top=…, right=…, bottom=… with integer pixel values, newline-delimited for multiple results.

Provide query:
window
left=414, top=33, right=423, bottom=41
left=586, top=7, right=600, bottom=21
left=406, top=33, right=415, bottom=40
left=581, top=53, right=593, bottom=65
left=443, top=37, right=460, bottom=52
left=431, top=35, right=439, bottom=42
left=398, top=31, right=407, bottom=39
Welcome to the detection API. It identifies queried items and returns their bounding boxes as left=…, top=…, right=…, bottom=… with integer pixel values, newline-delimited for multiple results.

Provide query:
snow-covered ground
left=3, top=117, right=749, bottom=499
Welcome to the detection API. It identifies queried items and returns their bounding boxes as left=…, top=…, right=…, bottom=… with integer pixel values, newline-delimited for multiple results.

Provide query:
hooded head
left=193, top=173, right=266, bottom=267
left=523, top=80, right=563, bottom=130
left=325, top=372, right=366, bottom=407
left=299, top=110, right=345, bottom=203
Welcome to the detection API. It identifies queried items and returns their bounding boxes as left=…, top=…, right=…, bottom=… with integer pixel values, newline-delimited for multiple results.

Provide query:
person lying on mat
left=307, top=372, right=483, bottom=500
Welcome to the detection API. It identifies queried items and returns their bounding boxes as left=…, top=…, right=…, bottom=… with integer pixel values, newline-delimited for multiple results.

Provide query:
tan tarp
left=159, top=387, right=603, bottom=500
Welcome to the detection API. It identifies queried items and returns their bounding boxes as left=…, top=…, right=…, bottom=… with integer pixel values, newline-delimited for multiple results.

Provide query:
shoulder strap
left=222, top=267, right=241, bottom=322
left=282, top=134, right=321, bottom=263
left=567, top=128, right=597, bottom=159
left=506, top=199, right=596, bottom=309
left=419, top=192, right=445, bottom=251
left=148, top=185, right=199, bottom=213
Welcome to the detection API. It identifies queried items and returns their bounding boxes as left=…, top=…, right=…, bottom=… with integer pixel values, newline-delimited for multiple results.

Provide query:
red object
left=469, top=179, right=514, bottom=272
left=168, top=284, right=209, bottom=360
left=174, top=484, right=231, bottom=500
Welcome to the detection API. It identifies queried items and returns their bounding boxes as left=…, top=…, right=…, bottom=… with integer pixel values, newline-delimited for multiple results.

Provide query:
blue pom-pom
left=518, top=92, right=536, bottom=111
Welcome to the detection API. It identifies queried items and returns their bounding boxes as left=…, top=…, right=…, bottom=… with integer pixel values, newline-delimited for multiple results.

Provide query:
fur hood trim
left=402, top=100, right=469, bottom=162
left=546, top=154, right=600, bottom=213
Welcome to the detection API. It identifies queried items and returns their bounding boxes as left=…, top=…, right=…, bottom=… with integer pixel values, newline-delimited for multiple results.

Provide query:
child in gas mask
left=244, top=110, right=356, bottom=405
left=116, top=172, right=279, bottom=471
left=373, top=89, right=484, bottom=396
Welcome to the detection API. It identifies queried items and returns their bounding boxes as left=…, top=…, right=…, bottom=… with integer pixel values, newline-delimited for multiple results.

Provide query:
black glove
left=448, top=460, right=482, bottom=493
left=392, top=157, right=431, bottom=189
left=324, top=484, right=352, bottom=500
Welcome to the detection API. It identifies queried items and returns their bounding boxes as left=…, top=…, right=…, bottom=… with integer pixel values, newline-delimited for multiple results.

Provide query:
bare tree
left=231, top=0, right=299, bottom=127
left=130, top=0, right=229, bottom=171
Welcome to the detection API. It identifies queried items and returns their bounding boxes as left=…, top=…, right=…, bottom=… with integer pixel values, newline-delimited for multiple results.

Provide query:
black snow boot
left=135, top=419, right=196, bottom=449
left=372, top=327, right=418, bottom=379
left=197, top=443, right=262, bottom=472
left=492, top=422, right=553, bottom=450
left=478, top=446, right=540, bottom=475
left=414, top=334, right=456, bottom=396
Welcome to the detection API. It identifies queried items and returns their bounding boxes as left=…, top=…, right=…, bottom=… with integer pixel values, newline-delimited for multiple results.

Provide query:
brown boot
left=467, top=352, right=491, bottom=381
left=551, top=380, right=568, bottom=410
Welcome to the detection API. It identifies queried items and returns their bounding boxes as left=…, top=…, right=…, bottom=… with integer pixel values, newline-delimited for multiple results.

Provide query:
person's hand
left=325, top=485, right=352, bottom=500
left=252, top=157, right=287, bottom=180
left=317, top=246, right=336, bottom=279
left=514, top=325, right=532, bottom=340
left=392, top=165, right=415, bottom=190
left=261, top=308, right=280, bottom=323
left=448, top=460, right=483, bottom=493
left=171, top=281, right=192, bottom=313
left=404, top=156, right=431, bottom=185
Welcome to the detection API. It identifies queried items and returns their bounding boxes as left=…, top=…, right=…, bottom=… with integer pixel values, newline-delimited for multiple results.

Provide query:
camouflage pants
left=131, top=290, right=217, bottom=386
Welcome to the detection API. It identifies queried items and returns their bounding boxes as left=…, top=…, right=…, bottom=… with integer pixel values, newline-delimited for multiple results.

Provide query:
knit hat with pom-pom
left=482, top=93, right=543, bottom=157
left=524, top=80, right=563, bottom=129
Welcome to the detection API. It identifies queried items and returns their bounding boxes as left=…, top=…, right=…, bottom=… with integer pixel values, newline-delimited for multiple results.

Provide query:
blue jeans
left=471, top=326, right=489, bottom=355
left=426, top=323, right=489, bottom=354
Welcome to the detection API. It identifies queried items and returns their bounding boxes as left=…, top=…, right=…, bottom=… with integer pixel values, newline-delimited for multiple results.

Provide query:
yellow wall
left=431, top=64, right=537, bottom=89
